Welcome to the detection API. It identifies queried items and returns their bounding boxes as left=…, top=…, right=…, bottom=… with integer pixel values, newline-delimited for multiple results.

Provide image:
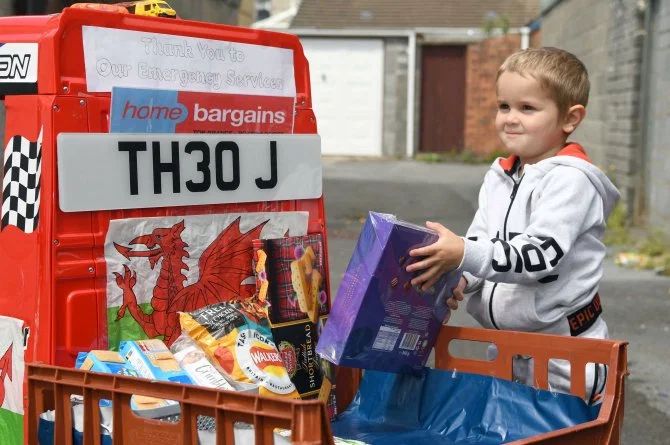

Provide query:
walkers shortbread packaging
left=270, top=319, right=322, bottom=397
left=316, top=212, right=462, bottom=373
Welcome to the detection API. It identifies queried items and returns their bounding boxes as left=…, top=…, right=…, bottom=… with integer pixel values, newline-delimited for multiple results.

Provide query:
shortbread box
left=253, top=234, right=329, bottom=324
left=316, top=212, right=462, bottom=373
left=271, top=319, right=323, bottom=397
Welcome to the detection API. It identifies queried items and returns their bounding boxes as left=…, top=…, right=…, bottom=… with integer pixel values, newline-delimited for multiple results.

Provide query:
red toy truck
left=0, top=5, right=332, bottom=443
left=0, top=6, right=627, bottom=445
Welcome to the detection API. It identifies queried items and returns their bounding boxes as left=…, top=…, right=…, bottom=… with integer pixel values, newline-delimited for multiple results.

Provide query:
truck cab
left=0, top=6, right=324, bottom=443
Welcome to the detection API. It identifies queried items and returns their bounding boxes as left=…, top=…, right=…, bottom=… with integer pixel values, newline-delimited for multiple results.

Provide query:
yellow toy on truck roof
left=116, top=0, right=177, bottom=18
left=71, top=1, right=176, bottom=17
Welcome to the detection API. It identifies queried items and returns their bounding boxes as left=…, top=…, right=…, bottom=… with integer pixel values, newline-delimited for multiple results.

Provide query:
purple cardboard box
left=316, top=212, right=462, bottom=373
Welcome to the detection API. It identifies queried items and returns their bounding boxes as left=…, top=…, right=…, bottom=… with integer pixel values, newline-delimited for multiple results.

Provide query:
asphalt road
left=322, top=157, right=670, bottom=445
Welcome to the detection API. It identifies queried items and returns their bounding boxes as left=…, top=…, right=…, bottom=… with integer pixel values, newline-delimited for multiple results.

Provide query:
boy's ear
left=562, top=104, right=586, bottom=134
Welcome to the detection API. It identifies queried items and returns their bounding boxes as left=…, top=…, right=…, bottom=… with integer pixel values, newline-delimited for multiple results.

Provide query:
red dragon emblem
left=113, top=217, right=268, bottom=346
left=0, top=344, right=12, bottom=406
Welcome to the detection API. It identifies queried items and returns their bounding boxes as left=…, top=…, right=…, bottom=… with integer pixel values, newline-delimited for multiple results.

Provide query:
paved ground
left=322, top=157, right=670, bottom=444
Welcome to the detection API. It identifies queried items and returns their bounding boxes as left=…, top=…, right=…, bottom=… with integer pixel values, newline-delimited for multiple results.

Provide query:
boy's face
left=495, top=71, right=567, bottom=165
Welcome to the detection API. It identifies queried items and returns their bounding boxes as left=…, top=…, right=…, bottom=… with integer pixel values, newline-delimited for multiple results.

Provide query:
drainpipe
left=636, top=0, right=654, bottom=222
left=520, top=26, right=531, bottom=49
left=406, top=31, right=417, bottom=158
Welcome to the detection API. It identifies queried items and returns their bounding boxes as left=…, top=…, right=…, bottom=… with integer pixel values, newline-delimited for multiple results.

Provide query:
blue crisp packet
left=316, top=212, right=462, bottom=373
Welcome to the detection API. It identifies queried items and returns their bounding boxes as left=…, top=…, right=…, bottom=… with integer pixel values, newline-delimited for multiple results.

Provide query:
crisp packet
left=180, top=302, right=299, bottom=399
left=316, top=212, right=462, bottom=373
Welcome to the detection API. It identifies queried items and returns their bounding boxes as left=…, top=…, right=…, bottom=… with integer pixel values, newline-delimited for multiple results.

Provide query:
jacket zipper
left=489, top=175, right=523, bottom=330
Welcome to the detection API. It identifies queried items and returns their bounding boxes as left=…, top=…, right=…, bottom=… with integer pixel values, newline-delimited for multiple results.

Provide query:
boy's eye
left=498, top=103, right=510, bottom=111
left=522, top=104, right=536, bottom=111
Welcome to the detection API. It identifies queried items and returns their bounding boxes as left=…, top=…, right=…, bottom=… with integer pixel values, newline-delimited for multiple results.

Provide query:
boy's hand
left=444, top=277, right=467, bottom=324
left=406, top=221, right=464, bottom=291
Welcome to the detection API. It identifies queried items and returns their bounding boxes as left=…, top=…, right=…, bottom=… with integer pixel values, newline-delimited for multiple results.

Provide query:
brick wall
left=603, top=0, right=645, bottom=218
left=464, top=34, right=521, bottom=156
left=541, top=0, right=645, bottom=220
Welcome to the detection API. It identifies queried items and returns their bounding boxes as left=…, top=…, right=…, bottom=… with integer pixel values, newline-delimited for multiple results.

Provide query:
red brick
left=464, top=34, right=522, bottom=156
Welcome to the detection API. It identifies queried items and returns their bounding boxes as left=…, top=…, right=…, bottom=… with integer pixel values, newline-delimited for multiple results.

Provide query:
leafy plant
left=604, top=202, right=631, bottom=246
left=606, top=203, right=670, bottom=276
left=482, top=12, right=510, bottom=36
left=415, top=148, right=507, bottom=164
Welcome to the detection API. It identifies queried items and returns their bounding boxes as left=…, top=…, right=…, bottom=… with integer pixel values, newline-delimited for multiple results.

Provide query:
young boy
left=406, top=47, right=620, bottom=400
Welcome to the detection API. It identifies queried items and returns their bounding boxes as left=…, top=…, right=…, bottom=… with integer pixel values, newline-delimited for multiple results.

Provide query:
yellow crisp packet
left=180, top=302, right=299, bottom=399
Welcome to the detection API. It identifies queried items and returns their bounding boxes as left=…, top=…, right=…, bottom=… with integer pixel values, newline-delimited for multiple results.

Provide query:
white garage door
left=300, top=38, right=384, bottom=156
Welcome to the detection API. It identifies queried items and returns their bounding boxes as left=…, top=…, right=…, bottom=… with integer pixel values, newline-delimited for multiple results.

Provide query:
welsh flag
left=105, top=212, right=309, bottom=349
left=0, top=316, right=25, bottom=445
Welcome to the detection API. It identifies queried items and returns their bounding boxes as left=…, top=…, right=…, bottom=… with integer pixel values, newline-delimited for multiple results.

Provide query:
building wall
left=541, top=0, right=645, bottom=220
left=0, top=0, right=11, bottom=16
left=238, top=0, right=256, bottom=26
left=645, top=0, right=670, bottom=228
left=167, top=0, right=239, bottom=24
left=464, top=34, right=521, bottom=156
left=270, top=0, right=294, bottom=15
left=382, top=38, right=408, bottom=157
left=540, top=0, right=611, bottom=169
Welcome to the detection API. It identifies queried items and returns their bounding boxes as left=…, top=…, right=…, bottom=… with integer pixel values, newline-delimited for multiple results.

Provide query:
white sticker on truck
left=0, top=42, right=38, bottom=95
left=82, top=26, right=296, bottom=97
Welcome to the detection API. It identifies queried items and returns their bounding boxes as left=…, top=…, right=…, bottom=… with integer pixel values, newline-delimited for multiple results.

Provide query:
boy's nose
left=505, top=111, right=521, bottom=125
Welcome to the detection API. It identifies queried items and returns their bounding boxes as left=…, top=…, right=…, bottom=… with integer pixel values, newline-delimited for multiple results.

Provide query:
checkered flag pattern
left=1, top=130, right=42, bottom=233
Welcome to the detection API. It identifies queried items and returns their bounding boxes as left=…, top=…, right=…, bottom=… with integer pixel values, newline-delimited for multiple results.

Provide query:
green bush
left=415, top=149, right=507, bottom=164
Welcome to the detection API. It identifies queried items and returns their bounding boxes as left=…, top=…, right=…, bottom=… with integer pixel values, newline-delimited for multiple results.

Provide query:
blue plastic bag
left=331, top=368, right=599, bottom=444
left=38, top=417, right=113, bottom=445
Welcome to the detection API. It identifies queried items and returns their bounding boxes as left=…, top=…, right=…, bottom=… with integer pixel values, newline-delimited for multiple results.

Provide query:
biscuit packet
left=179, top=302, right=299, bottom=399
left=170, top=333, right=238, bottom=391
left=253, top=234, right=329, bottom=324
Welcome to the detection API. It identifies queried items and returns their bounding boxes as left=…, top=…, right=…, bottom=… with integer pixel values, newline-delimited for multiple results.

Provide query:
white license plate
left=57, top=133, right=321, bottom=212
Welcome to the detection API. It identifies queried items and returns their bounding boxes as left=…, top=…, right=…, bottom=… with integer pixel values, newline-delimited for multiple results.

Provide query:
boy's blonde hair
left=497, top=47, right=589, bottom=115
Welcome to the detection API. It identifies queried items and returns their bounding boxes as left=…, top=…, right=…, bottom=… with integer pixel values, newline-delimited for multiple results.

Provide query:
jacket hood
left=493, top=144, right=620, bottom=218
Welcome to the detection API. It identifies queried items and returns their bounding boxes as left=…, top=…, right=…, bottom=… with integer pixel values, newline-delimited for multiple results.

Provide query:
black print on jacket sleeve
left=510, top=244, right=523, bottom=273
left=490, top=235, right=563, bottom=274
left=537, top=236, right=564, bottom=267
left=521, top=244, right=547, bottom=272
left=491, top=238, right=512, bottom=272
